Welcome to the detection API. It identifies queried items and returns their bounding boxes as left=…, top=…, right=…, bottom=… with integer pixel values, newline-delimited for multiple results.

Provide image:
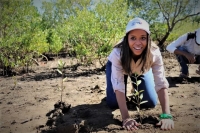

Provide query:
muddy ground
left=0, top=52, right=200, bottom=133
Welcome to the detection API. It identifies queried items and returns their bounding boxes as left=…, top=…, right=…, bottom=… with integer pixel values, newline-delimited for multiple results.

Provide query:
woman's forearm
left=157, top=88, right=170, bottom=114
left=115, top=90, right=129, bottom=121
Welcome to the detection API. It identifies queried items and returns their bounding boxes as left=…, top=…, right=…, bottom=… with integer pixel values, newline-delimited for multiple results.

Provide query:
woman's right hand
left=122, top=118, right=139, bottom=131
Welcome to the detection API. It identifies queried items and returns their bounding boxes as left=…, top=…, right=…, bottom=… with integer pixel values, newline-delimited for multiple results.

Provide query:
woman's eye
left=131, top=37, right=136, bottom=40
left=141, top=37, right=147, bottom=40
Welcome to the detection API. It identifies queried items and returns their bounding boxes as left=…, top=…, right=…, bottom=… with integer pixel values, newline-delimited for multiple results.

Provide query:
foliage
left=127, top=0, right=200, bottom=49
left=131, top=73, right=148, bottom=123
left=65, top=0, right=131, bottom=66
left=0, top=0, right=65, bottom=74
left=1, top=0, right=200, bottom=74
left=29, top=30, right=49, bottom=53
left=46, top=29, right=63, bottom=54
left=56, top=60, right=67, bottom=102
left=12, top=75, right=17, bottom=89
left=41, top=0, right=91, bottom=52
left=0, top=0, right=47, bottom=74
left=167, top=18, right=200, bottom=42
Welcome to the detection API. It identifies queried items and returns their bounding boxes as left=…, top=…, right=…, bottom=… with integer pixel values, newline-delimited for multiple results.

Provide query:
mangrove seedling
left=56, top=60, right=67, bottom=102
left=131, top=73, right=148, bottom=123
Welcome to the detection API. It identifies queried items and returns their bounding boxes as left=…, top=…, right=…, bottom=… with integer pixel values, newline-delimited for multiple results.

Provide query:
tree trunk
left=158, top=31, right=170, bottom=52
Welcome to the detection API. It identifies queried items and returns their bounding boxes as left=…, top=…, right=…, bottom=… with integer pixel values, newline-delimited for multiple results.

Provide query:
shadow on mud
left=16, top=63, right=106, bottom=82
left=36, top=98, right=122, bottom=133
left=166, top=76, right=200, bottom=88
left=37, top=97, right=160, bottom=133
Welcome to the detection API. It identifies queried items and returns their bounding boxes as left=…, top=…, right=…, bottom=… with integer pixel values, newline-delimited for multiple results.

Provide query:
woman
left=106, top=17, right=174, bottom=131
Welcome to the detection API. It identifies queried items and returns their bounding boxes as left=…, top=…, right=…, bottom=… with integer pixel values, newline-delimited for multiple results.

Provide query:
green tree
left=128, top=0, right=200, bottom=50
left=0, top=0, right=46, bottom=74
left=167, top=18, right=199, bottom=43
left=65, top=0, right=132, bottom=67
left=40, top=0, right=92, bottom=56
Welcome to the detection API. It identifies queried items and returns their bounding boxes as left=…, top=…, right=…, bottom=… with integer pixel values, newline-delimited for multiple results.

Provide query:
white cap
left=126, top=17, right=150, bottom=34
left=196, top=28, right=200, bottom=44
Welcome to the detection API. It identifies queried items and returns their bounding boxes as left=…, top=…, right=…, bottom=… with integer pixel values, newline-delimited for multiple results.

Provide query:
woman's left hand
left=156, top=119, right=174, bottom=130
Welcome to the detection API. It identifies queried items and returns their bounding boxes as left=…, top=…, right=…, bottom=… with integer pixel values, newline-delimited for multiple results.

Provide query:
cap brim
left=126, top=27, right=150, bottom=34
left=196, top=38, right=200, bottom=45
left=196, top=29, right=200, bottom=45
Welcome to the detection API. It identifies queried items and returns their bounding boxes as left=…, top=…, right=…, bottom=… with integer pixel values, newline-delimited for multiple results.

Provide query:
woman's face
left=128, top=29, right=147, bottom=57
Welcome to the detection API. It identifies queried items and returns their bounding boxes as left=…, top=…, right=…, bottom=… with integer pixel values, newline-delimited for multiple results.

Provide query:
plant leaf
left=132, top=81, right=136, bottom=85
left=134, top=73, right=138, bottom=77
left=58, top=60, right=62, bottom=65
left=134, top=90, right=139, bottom=96
left=139, top=93, right=143, bottom=100
left=140, top=101, right=148, bottom=105
left=139, top=90, right=144, bottom=93
left=136, top=106, right=140, bottom=112
left=63, top=77, right=67, bottom=82
left=57, top=69, right=62, bottom=75
left=136, top=80, right=141, bottom=86
left=132, top=93, right=135, bottom=96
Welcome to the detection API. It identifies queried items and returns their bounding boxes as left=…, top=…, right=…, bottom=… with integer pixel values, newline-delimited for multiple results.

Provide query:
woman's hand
left=122, top=118, right=140, bottom=131
left=156, top=119, right=174, bottom=130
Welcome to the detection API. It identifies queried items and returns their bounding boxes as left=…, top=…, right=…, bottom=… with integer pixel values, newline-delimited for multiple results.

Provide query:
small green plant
left=131, top=73, right=148, bottom=123
left=56, top=60, right=67, bottom=102
left=12, top=75, right=17, bottom=89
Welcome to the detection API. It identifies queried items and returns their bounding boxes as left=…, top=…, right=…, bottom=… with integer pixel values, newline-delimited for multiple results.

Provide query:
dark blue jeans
left=176, top=46, right=200, bottom=75
left=106, top=60, right=157, bottom=109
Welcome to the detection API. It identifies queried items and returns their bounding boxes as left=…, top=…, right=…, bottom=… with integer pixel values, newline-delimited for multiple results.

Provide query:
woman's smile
left=128, top=29, right=147, bottom=57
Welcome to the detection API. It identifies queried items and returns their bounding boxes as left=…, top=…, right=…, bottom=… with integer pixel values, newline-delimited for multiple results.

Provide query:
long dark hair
left=115, top=32, right=152, bottom=75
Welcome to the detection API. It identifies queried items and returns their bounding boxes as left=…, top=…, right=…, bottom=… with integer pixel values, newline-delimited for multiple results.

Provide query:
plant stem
left=61, top=71, right=63, bottom=102
left=135, top=75, right=142, bottom=123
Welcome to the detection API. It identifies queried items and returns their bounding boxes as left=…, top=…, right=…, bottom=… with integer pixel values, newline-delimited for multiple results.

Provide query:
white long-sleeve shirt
left=108, top=46, right=169, bottom=93
left=166, top=33, right=200, bottom=55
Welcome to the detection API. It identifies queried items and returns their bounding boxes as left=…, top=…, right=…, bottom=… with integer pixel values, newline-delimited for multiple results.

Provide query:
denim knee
left=177, top=46, right=188, bottom=51
left=106, top=98, right=119, bottom=109
left=143, top=99, right=157, bottom=108
left=131, top=69, right=158, bottom=108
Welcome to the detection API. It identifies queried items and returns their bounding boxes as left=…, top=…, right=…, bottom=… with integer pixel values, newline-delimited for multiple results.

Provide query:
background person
left=166, top=28, right=200, bottom=78
left=106, top=17, right=174, bottom=131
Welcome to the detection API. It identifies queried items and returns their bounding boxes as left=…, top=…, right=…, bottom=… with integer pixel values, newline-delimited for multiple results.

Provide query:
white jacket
left=166, top=33, right=200, bottom=55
